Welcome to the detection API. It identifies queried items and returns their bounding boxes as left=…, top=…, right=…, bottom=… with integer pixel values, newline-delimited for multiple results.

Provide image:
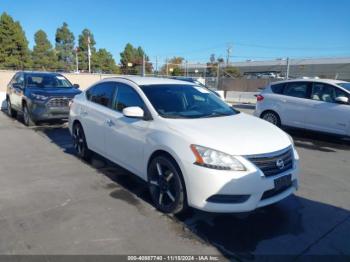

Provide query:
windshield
left=25, top=74, right=73, bottom=88
left=338, top=83, right=350, bottom=92
left=140, top=84, right=238, bottom=119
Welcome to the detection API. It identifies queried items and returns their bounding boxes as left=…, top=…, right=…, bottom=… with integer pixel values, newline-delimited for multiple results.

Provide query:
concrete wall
left=0, top=70, right=120, bottom=93
left=219, top=78, right=272, bottom=92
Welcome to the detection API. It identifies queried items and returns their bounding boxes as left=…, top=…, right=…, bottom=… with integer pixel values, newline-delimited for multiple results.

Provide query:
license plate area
left=274, top=174, right=292, bottom=191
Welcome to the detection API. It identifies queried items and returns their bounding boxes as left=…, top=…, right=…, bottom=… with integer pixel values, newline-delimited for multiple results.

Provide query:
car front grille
left=47, top=97, right=71, bottom=108
left=247, top=147, right=294, bottom=177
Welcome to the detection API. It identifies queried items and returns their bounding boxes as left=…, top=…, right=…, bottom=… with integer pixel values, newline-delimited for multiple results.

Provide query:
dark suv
left=6, top=71, right=81, bottom=126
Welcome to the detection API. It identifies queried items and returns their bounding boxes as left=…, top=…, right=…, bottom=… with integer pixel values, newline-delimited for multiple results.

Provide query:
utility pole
left=226, top=44, right=233, bottom=66
left=185, top=60, right=188, bottom=77
left=142, top=54, right=146, bottom=76
left=155, top=56, right=158, bottom=76
left=166, top=58, right=169, bottom=76
left=286, top=57, right=290, bottom=80
left=87, top=35, right=91, bottom=73
left=75, top=47, right=79, bottom=73
left=216, top=62, right=220, bottom=89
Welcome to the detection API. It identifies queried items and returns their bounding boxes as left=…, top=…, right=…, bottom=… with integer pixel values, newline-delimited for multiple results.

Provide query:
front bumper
left=28, top=99, right=71, bottom=121
left=182, top=150, right=300, bottom=213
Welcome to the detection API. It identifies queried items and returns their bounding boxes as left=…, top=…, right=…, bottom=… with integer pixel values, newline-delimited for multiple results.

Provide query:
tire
left=72, top=122, right=91, bottom=161
left=261, top=111, right=281, bottom=127
left=6, top=98, right=17, bottom=118
left=148, top=155, right=187, bottom=214
left=23, top=104, right=35, bottom=126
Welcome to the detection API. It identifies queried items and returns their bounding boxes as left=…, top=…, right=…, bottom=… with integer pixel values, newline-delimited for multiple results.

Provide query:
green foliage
left=55, top=22, right=75, bottom=71
left=32, top=30, right=57, bottom=70
left=120, top=43, right=152, bottom=74
left=78, top=28, right=96, bottom=71
left=222, top=66, right=241, bottom=78
left=160, top=57, right=184, bottom=76
left=93, top=48, right=120, bottom=74
left=0, top=12, right=31, bottom=69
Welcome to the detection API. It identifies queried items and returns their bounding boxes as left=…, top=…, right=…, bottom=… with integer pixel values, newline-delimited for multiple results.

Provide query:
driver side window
left=311, top=83, right=348, bottom=104
left=113, top=83, right=144, bottom=112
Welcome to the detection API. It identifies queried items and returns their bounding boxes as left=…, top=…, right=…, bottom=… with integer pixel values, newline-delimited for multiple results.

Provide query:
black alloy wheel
left=148, top=156, right=186, bottom=214
left=72, top=123, right=91, bottom=160
left=6, top=98, right=17, bottom=118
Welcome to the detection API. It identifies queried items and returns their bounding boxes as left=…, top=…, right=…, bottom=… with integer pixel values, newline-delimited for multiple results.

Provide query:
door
left=80, top=82, right=117, bottom=155
left=104, top=82, right=151, bottom=177
left=305, top=83, right=350, bottom=135
left=279, top=81, right=311, bottom=128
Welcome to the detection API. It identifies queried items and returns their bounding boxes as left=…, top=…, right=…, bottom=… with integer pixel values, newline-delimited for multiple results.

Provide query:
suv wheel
left=72, top=123, right=91, bottom=160
left=148, top=156, right=187, bottom=214
left=6, top=98, right=17, bottom=118
left=23, top=104, right=35, bottom=126
left=262, top=111, right=281, bottom=127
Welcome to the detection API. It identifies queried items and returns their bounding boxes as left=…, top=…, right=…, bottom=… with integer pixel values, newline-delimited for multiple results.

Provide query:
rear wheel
left=148, top=156, right=187, bottom=214
left=261, top=111, right=281, bottom=127
left=23, top=104, right=35, bottom=126
left=72, top=123, right=91, bottom=160
left=6, top=98, right=17, bottom=118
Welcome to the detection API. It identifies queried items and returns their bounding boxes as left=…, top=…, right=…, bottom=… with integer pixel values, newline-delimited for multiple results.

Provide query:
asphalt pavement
left=0, top=107, right=349, bottom=259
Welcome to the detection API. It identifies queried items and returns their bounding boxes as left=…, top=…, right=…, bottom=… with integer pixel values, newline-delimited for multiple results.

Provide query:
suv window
left=15, top=73, right=24, bottom=86
left=284, top=82, right=309, bottom=98
left=114, top=83, right=144, bottom=112
left=86, top=82, right=116, bottom=107
left=311, top=83, right=349, bottom=103
left=271, top=83, right=285, bottom=94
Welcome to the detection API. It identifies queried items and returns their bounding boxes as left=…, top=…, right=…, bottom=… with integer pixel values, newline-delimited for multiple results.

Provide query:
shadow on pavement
left=36, top=124, right=350, bottom=259
left=285, top=127, right=350, bottom=153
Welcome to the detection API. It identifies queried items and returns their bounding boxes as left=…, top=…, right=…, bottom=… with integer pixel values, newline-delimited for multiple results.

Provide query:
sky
left=1, top=0, right=350, bottom=65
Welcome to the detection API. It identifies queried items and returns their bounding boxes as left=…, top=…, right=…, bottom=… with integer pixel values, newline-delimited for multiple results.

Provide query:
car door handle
left=80, top=110, right=88, bottom=116
left=106, top=119, right=114, bottom=127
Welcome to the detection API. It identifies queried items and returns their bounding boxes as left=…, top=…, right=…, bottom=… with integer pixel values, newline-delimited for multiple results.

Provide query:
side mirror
left=122, top=106, right=144, bottom=118
left=335, top=96, right=349, bottom=104
left=73, top=84, right=80, bottom=89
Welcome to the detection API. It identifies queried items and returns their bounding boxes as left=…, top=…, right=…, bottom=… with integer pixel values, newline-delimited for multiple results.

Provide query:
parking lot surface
left=0, top=107, right=350, bottom=259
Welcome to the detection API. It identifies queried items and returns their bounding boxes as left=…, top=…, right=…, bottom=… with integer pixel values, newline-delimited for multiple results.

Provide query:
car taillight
left=256, top=95, right=264, bottom=102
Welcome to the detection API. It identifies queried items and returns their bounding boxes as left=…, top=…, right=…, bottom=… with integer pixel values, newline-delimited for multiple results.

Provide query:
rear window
left=270, top=83, right=285, bottom=94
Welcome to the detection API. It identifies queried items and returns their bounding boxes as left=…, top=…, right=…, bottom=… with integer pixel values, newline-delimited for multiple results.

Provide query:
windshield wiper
left=198, top=112, right=232, bottom=118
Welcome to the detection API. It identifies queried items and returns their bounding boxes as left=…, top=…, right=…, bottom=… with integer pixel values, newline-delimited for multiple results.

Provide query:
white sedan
left=69, top=76, right=299, bottom=214
left=255, top=79, right=350, bottom=137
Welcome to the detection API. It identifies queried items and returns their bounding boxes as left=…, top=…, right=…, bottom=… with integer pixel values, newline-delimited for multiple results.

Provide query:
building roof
left=102, top=76, right=194, bottom=86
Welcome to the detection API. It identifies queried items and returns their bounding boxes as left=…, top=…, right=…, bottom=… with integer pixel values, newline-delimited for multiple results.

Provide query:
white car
left=69, top=76, right=299, bottom=214
left=255, top=79, right=350, bottom=137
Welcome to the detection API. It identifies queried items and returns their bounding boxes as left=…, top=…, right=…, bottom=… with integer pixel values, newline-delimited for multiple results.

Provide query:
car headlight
left=31, top=93, right=48, bottom=101
left=190, top=145, right=246, bottom=171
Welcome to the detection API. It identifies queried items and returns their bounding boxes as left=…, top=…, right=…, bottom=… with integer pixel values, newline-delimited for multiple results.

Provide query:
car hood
left=27, top=87, right=81, bottom=97
left=165, top=113, right=292, bottom=156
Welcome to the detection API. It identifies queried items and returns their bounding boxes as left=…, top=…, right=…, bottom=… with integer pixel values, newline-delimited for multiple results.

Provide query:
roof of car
left=271, top=78, right=348, bottom=85
left=21, top=71, right=62, bottom=76
left=101, top=76, right=194, bottom=86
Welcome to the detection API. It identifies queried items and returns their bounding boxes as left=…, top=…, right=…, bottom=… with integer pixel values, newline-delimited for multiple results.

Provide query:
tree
left=55, top=22, right=75, bottom=71
left=32, top=30, right=57, bottom=70
left=0, top=12, right=31, bottom=69
left=160, top=57, right=184, bottom=76
left=93, top=48, right=120, bottom=74
left=120, top=43, right=152, bottom=75
left=78, top=28, right=96, bottom=71
left=222, top=66, right=241, bottom=78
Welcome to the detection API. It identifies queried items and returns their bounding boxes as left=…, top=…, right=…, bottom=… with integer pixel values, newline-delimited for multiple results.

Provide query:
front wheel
left=261, top=111, right=281, bottom=127
left=23, top=104, right=35, bottom=126
left=6, top=98, right=17, bottom=118
left=72, top=123, right=91, bottom=160
left=148, top=156, right=187, bottom=214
